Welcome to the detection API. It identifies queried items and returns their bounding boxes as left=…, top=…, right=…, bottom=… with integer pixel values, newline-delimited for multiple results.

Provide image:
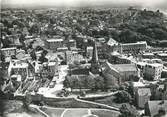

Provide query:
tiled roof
left=147, top=100, right=167, bottom=117
left=112, top=64, right=138, bottom=72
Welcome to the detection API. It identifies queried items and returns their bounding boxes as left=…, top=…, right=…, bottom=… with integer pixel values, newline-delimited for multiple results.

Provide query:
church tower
left=91, top=40, right=100, bottom=74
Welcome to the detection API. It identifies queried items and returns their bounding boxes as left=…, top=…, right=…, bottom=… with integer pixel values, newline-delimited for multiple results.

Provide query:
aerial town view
left=0, top=0, right=167, bottom=117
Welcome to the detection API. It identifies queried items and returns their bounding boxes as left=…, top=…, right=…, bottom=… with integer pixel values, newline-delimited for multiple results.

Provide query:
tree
left=93, top=76, right=105, bottom=91
left=119, top=104, right=140, bottom=117
left=114, top=91, right=132, bottom=103
left=29, top=24, right=40, bottom=34
left=22, top=92, right=32, bottom=111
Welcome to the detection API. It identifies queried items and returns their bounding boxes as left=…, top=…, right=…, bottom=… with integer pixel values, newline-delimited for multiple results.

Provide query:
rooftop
left=122, top=41, right=147, bottom=46
left=1, top=47, right=16, bottom=51
left=132, top=82, right=145, bottom=88
left=147, top=100, right=167, bottom=117
left=112, top=64, right=138, bottom=72
left=146, top=63, right=163, bottom=67
left=158, top=53, right=167, bottom=57
left=11, top=62, right=29, bottom=68
left=137, top=88, right=151, bottom=96
left=46, top=39, right=63, bottom=42
left=107, top=38, right=118, bottom=46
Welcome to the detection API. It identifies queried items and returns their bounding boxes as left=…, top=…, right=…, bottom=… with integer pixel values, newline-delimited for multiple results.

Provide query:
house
left=144, top=63, right=163, bottom=81
left=145, top=100, right=167, bottom=117
left=136, top=88, right=151, bottom=108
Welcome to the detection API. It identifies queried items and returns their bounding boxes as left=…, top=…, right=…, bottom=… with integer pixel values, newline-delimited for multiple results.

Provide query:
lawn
left=40, top=107, right=64, bottom=117
left=63, top=109, right=88, bottom=117
left=92, top=95, right=127, bottom=108
left=91, top=109, right=120, bottom=117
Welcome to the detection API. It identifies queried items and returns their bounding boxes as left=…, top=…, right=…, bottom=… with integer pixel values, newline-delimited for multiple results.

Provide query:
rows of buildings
left=1, top=8, right=167, bottom=117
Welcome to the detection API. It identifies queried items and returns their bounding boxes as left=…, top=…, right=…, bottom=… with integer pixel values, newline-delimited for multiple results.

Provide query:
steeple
left=92, top=40, right=99, bottom=63
left=91, top=40, right=100, bottom=74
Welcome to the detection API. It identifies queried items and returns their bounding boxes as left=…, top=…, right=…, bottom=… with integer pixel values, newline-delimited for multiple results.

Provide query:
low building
left=136, top=88, right=151, bottom=108
left=144, top=63, right=163, bottom=81
left=145, top=100, right=167, bottom=117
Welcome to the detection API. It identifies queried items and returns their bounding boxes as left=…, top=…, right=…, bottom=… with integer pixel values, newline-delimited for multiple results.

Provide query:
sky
left=1, top=0, right=167, bottom=9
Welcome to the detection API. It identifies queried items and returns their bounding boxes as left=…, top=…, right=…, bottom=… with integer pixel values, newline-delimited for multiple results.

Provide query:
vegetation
left=119, top=104, right=140, bottom=117
left=114, top=91, right=132, bottom=103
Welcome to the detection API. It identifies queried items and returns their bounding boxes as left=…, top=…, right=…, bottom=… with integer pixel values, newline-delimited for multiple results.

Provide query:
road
left=37, top=65, right=68, bottom=97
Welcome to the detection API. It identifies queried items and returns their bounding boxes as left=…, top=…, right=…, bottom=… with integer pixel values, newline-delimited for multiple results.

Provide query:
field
left=41, top=108, right=64, bottom=117
left=41, top=107, right=120, bottom=117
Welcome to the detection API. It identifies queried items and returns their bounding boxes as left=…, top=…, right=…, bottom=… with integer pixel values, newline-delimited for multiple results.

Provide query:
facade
left=107, top=41, right=147, bottom=53
left=40, top=62, right=58, bottom=79
left=48, top=61, right=58, bottom=76
left=67, top=39, right=76, bottom=48
left=136, top=88, right=151, bottom=108
left=102, top=62, right=121, bottom=88
left=10, top=61, right=29, bottom=81
left=120, top=41, right=147, bottom=53
left=112, top=64, right=139, bottom=82
left=65, top=51, right=84, bottom=64
left=1, top=47, right=16, bottom=62
left=108, top=52, right=134, bottom=64
left=86, top=46, right=93, bottom=59
left=102, top=62, right=139, bottom=88
left=45, top=39, right=64, bottom=51
left=144, top=63, right=163, bottom=81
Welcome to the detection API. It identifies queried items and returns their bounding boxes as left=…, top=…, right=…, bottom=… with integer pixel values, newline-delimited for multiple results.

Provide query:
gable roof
left=146, top=100, right=167, bottom=117
left=112, top=64, right=138, bottom=72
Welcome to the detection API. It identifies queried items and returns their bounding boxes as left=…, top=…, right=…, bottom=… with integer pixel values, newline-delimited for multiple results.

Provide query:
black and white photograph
left=0, top=0, right=167, bottom=117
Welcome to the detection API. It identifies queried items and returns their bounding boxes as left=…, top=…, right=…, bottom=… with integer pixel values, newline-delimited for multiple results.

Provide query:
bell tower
left=91, top=40, right=100, bottom=74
